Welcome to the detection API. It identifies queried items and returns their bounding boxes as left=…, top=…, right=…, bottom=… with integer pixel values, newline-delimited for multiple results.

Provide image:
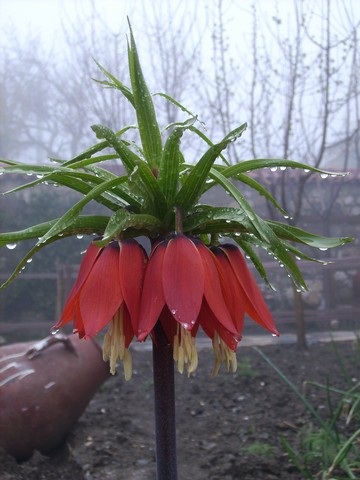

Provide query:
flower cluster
left=55, top=235, right=278, bottom=380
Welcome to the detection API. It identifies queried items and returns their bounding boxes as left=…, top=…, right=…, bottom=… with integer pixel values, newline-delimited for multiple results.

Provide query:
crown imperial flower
left=54, top=239, right=148, bottom=380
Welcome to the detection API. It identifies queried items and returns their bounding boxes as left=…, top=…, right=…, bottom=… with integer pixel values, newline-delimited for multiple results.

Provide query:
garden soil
left=0, top=338, right=359, bottom=480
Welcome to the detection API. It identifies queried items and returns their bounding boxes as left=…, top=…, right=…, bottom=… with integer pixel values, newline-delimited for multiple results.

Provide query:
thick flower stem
left=152, top=322, right=178, bottom=480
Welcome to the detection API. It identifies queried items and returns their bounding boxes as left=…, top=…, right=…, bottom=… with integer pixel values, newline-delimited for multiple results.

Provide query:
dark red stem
left=152, top=322, right=178, bottom=480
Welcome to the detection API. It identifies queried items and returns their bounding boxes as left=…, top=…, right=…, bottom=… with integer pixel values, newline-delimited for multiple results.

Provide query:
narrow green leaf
left=93, top=59, right=135, bottom=107
left=328, top=428, right=360, bottom=474
left=95, top=210, right=164, bottom=247
left=254, top=347, right=329, bottom=431
left=183, top=205, right=250, bottom=232
left=221, top=158, right=349, bottom=177
left=127, top=23, right=162, bottom=169
left=154, top=92, right=204, bottom=125
left=233, top=237, right=276, bottom=290
left=158, top=117, right=197, bottom=205
left=37, top=176, right=127, bottom=244
left=209, top=170, right=307, bottom=290
left=267, top=221, right=353, bottom=249
left=204, top=169, right=288, bottom=216
left=0, top=215, right=109, bottom=247
left=175, top=126, right=247, bottom=215
left=0, top=215, right=110, bottom=289
left=91, top=123, right=168, bottom=216
left=63, top=125, right=136, bottom=165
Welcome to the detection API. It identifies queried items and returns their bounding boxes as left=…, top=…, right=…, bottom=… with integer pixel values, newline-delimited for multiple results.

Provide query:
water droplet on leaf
left=6, top=243, right=17, bottom=250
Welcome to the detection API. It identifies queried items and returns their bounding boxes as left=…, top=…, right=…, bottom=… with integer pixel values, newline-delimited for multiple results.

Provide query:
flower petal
left=79, top=242, right=123, bottom=336
left=211, top=246, right=246, bottom=334
left=220, top=244, right=279, bottom=336
left=54, top=243, right=101, bottom=329
left=162, top=235, right=204, bottom=329
left=137, top=241, right=167, bottom=341
left=119, top=239, right=148, bottom=331
left=198, top=300, right=240, bottom=351
left=195, top=241, right=237, bottom=335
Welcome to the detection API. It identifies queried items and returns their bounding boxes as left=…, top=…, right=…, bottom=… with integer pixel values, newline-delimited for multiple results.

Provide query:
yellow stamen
left=102, top=307, right=133, bottom=380
left=173, top=325, right=198, bottom=376
left=211, top=331, right=237, bottom=377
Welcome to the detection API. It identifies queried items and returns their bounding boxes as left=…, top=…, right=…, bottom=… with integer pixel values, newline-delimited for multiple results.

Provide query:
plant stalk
left=152, top=322, right=178, bottom=480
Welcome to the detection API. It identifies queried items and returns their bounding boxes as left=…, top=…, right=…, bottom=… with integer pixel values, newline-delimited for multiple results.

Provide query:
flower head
left=54, top=239, right=147, bottom=379
left=137, top=235, right=278, bottom=376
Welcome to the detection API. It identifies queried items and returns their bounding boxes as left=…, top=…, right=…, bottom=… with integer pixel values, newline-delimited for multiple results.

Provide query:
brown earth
left=0, top=338, right=359, bottom=480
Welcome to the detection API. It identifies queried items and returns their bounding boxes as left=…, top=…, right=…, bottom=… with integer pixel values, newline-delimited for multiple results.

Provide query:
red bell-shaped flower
left=54, top=239, right=148, bottom=379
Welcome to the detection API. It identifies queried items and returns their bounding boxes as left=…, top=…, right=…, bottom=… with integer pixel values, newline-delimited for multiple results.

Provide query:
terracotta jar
left=0, top=334, right=109, bottom=461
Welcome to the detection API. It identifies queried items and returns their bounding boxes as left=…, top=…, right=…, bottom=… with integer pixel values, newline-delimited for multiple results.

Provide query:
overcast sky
left=0, top=0, right=298, bottom=60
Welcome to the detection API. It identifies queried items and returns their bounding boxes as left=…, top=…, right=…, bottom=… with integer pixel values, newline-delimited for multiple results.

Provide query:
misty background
left=0, top=0, right=359, bottom=345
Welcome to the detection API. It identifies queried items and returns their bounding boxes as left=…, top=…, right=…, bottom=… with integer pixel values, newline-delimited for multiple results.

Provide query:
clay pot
left=0, top=334, right=110, bottom=461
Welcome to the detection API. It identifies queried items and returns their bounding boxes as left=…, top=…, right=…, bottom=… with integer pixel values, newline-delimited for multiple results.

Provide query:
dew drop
left=270, top=167, right=278, bottom=172
left=26, top=173, right=33, bottom=176
left=26, top=258, right=33, bottom=263
left=76, top=234, right=84, bottom=239
left=58, top=233, right=64, bottom=237
left=283, top=215, right=289, bottom=219
left=279, top=263, right=284, bottom=268
left=50, top=327, right=60, bottom=335
left=0, top=172, right=3, bottom=176
left=280, top=166, right=287, bottom=171
left=304, top=169, right=310, bottom=173
left=225, top=220, right=231, bottom=224
left=6, top=243, right=17, bottom=250
left=320, top=173, right=328, bottom=179
left=271, top=334, right=277, bottom=337
left=170, top=309, right=177, bottom=316
left=319, top=247, right=328, bottom=251
left=36, top=174, right=44, bottom=179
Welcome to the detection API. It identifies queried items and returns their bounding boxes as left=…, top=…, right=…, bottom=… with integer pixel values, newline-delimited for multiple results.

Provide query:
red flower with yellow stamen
left=54, top=239, right=148, bottom=379
left=137, top=235, right=278, bottom=375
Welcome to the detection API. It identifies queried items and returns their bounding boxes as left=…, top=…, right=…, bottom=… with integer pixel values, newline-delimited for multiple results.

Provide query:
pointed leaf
left=94, top=210, right=164, bottom=247
left=183, top=205, right=250, bottom=232
left=127, top=23, right=162, bottom=169
left=37, top=176, right=127, bottom=244
left=267, top=221, right=353, bottom=249
left=93, top=59, right=135, bottom=106
left=175, top=126, right=247, bottom=215
left=221, top=158, right=349, bottom=177
left=233, top=237, right=276, bottom=291
left=0, top=215, right=109, bottom=247
left=158, top=117, right=197, bottom=205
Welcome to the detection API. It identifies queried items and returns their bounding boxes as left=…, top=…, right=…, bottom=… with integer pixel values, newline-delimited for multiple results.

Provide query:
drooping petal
left=194, top=240, right=237, bottom=335
left=79, top=242, right=123, bottom=336
left=211, top=246, right=246, bottom=334
left=198, top=300, right=240, bottom=351
left=119, top=239, right=148, bottom=331
left=137, top=241, right=167, bottom=341
left=220, top=244, right=279, bottom=336
left=162, top=235, right=204, bottom=329
left=197, top=300, right=239, bottom=376
left=54, top=243, right=102, bottom=329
